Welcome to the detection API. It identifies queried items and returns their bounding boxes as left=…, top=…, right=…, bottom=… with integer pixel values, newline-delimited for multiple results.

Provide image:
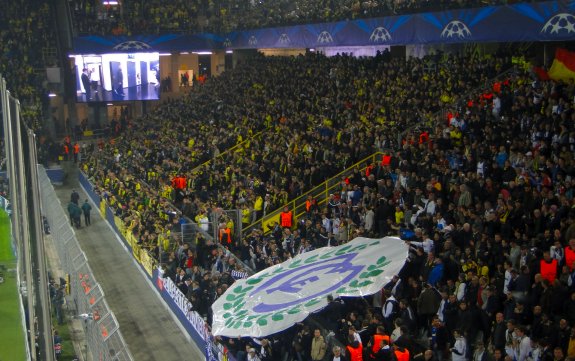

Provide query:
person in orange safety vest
left=280, top=206, right=293, bottom=228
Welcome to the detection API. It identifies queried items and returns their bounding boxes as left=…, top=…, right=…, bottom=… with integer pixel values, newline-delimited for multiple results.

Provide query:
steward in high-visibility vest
left=369, top=326, right=391, bottom=359
left=305, top=196, right=316, bottom=213
left=565, top=240, right=575, bottom=271
left=394, top=346, right=410, bottom=361
left=347, top=341, right=363, bottom=361
left=280, top=206, right=292, bottom=228
left=219, top=226, right=232, bottom=245
left=381, top=154, right=391, bottom=167
left=539, top=251, right=558, bottom=284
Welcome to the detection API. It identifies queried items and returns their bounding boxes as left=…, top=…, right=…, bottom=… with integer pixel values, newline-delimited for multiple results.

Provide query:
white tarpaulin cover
left=211, top=236, right=408, bottom=338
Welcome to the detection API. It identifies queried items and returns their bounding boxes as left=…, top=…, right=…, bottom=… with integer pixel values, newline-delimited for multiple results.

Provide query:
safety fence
left=39, top=166, right=134, bottom=361
left=79, top=171, right=231, bottom=361
left=242, top=151, right=388, bottom=236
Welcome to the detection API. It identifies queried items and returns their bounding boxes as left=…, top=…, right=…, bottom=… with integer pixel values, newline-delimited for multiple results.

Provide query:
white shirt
left=437, top=298, right=447, bottom=322
left=551, top=245, right=564, bottom=263
left=199, top=215, right=209, bottom=232
left=516, top=336, right=532, bottom=361
left=410, top=238, right=434, bottom=254
left=455, top=282, right=466, bottom=302
left=383, top=295, right=398, bottom=318
left=452, top=336, right=467, bottom=361
left=423, top=199, right=436, bottom=215
left=504, top=269, right=512, bottom=294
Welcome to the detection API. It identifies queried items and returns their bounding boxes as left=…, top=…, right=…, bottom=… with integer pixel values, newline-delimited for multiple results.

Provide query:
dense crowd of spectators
left=212, top=58, right=575, bottom=361
left=72, top=0, right=531, bottom=35
left=83, top=46, right=575, bottom=361
left=0, top=0, right=56, bottom=129
left=83, top=50, right=510, bottom=263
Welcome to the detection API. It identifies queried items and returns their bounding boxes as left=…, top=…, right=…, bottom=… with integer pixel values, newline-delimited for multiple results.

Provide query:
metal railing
left=39, top=166, right=134, bottom=361
left=242, top=151, right=388, bottom=236
left=187, top=130, right=265, bottom=174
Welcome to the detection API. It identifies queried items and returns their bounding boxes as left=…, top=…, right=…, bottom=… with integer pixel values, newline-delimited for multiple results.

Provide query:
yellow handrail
left=189, top=130, right=265, bottom=173
left=242, top=151, right=388, bottom=235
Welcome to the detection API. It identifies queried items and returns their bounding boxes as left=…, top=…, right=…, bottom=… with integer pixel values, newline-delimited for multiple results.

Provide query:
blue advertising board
left=73, top=1, right=575, bottom=54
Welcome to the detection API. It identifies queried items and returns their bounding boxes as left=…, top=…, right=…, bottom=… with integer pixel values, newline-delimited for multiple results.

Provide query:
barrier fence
left=39, top=165, right=134, bottom=361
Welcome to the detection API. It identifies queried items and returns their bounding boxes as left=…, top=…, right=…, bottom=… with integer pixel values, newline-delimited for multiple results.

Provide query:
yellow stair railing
left=242, top=151, right=390, bottom=236
left=187, top=130, right=265, bottom=174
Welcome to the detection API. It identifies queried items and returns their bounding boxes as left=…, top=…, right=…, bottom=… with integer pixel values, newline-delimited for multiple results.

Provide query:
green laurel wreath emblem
left=221, top=240, right=392, bottom=329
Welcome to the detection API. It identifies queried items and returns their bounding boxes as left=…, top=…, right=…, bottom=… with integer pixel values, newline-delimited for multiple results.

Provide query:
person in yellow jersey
left=253, top=194, right=263, bottom=222
left=241, top=203, right=251, bottom=228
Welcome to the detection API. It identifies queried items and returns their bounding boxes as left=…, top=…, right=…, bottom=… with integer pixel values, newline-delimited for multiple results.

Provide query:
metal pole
left=0, top=76, right=32, bottom=360
left=5, top=87, right=37, bottom=360
left=29, top=131, right=55, bottom=361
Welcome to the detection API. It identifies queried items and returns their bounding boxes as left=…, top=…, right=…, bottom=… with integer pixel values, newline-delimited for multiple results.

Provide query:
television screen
left=71, top=52, right=160, bottom=102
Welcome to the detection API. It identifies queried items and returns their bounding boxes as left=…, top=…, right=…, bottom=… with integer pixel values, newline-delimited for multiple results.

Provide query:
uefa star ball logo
left=217, top=240, right=391, bottom=331
left=317, top=31, right=334, bottom=44
left=113, top=41, right=152, bottom=51
left=369, top=27, right=392, bottom=42
left=541, top=13, right=575, bottom=35
left=248, top=36, right=258, bottom=46
left=278, top=33, right=291, bottom=45
left=440, top=20, right=472, bottom=39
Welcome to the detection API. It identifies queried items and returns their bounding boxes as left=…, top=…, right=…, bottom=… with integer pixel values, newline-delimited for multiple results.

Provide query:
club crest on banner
left=212, top=237, right=408, bottom=338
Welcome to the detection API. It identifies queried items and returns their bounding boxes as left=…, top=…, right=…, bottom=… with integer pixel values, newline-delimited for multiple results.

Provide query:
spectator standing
left=81, top=199, right=92, bottom=226
left=67, top=201, right=81, bottom=228
left=71, top=189, right=80, bottom=205
left=247, top=347, right=261, bottom=361
left=81, top=68, right=91, bottom=100
left=513, top=326, right=532, bottom=361
left=330, top=345, right=349, bottom=361
left=450, top=329, right=467, bottom=361
left=311, top=329, right=327, bottom=361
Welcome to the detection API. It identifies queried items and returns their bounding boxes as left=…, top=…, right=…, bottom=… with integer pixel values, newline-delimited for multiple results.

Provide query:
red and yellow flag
left=549, top=48, right=575, bottom=81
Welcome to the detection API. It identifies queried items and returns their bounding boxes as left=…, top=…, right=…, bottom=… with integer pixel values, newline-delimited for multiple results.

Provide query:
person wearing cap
left=247, top=347, right=261, bottom=361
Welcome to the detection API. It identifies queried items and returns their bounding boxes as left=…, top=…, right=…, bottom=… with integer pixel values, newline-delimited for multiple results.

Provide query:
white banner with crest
left=211, top=236, right=408, bottom=338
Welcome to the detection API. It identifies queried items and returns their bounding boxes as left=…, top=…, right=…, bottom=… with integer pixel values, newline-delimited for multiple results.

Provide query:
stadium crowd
left=0, top=0, right=56, bottom=130
left=83, top=50, right=510, bottom=266
left=73, top=0, right=531, bottom=35
left=82, top=45, right=575, bottom=361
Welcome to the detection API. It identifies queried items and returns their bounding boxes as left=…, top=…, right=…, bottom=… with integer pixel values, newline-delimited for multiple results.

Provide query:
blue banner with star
left=73, top=1, right=575, bottom=54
